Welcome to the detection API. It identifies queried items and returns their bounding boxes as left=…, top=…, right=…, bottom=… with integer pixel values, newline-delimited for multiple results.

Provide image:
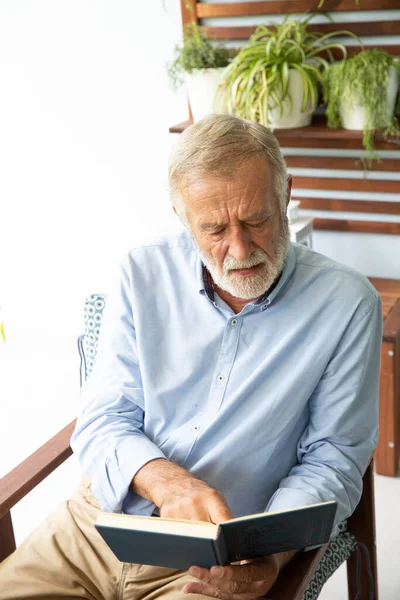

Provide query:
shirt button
left=193, top=425, right=201, bottom=432
left=261, top=304, right=268, bottom=311
left=231, top=318, right=239, bottom=326
left=217, top=375, right=224, bottom=382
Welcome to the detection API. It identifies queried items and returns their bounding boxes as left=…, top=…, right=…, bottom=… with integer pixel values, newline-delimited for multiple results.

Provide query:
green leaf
left=291, top=64, right=311, bottom=112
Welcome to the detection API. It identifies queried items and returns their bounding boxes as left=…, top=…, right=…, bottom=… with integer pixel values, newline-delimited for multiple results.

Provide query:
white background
left=0, top=0, right=187, bottom=542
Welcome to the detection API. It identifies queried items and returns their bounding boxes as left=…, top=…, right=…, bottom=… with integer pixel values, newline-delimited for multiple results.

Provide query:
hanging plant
left=323, top=49, right=400, bottom=160
left=219, top=15, right=357, bottom=128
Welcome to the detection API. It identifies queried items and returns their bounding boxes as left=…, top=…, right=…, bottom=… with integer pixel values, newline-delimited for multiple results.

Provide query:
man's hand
left=158, top=475, right=234, bottom=523
left=131, top=458, right=234, bottom=523
left=184, top=550, right=297, bottom=599
left=183, top=558, right=279, bottom=599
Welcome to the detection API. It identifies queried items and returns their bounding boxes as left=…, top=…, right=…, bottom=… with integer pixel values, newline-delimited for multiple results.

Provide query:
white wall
left=0, top=0, right=187, bottom=544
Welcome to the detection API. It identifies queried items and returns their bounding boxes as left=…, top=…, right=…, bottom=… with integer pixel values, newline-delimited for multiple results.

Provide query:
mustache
left=223, top=250, right=268, bottom=273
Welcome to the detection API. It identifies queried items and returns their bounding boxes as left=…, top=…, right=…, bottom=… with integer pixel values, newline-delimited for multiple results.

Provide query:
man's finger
left=183, top=580, right=250, bottom=599
left=184, top=580, right=225, bottom=598
left=209, top=505, right=235, bottom=525
left=210, top=558, right=277, bottom=583
left=187, top=566, right=267, bottom=597
left=189, top=566, right=213, bottom=583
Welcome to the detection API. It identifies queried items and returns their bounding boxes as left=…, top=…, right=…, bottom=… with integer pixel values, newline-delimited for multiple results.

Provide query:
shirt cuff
left=91, top=435, right=167, bottom=513
left=265, top=488, right=340, bottom=540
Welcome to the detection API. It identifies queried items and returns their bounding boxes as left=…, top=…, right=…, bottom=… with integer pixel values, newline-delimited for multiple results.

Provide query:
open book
left=95, top=500, right=337, bottom=570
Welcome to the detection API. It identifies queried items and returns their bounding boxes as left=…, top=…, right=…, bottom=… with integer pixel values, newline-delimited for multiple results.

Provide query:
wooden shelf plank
left=202, top=21, right=400, bottom=40
left=169, top=119, right=192, bottom=134
left=274, top=115, right=399, bottom=143
left=369, top=278, right=400, bottom=297
left=344, top=45, right=400, bottom=58
left=297, top=198, right=400, bottom=215
left=196, top=0, right=400, bottom=18
left=169, top=117, right=400, bottom=151
left=281, top=138, right=400, bottom=150
left=293, top=176, right=400, bottom=194
left=285, top=156, right=400, bottom=172
left=313, top=219, right=400, bottom=235
left=224, top=44, right=400, bottom=60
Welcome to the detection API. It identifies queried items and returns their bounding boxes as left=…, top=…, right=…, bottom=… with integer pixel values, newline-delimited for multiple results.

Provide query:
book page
left=96, top=513, right=219, bottom=539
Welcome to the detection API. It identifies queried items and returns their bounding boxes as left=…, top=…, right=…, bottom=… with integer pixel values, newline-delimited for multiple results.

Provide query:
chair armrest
left=0, top=419, right=76, bottom=520
left=347, top=460, right=375, bottom=539
left=266, top=544, right=328, bottom=600
left=345, top=459, right=378, bottom=599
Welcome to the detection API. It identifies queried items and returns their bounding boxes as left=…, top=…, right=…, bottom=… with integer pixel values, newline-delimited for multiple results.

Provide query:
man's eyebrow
left=199, top=222, right=225, bottom=231
left=244, top=211, right=271, bottom=221
left=199, top=212, right=272, bottom=230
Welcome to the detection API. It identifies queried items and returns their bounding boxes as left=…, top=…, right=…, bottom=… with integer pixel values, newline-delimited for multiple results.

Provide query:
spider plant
left=219, top=15, right=358, bottom=127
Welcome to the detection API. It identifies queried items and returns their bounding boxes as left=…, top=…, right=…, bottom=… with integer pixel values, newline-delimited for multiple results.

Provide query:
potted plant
left=167, top=22, right=232, bottom=122
left=323, top=49, right=400, bottom=156
left=219, top=16, right=354, bottom=129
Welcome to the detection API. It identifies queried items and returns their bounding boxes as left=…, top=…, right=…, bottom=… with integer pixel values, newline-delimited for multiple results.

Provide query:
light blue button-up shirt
left=71, top=230, right=382, bottom=537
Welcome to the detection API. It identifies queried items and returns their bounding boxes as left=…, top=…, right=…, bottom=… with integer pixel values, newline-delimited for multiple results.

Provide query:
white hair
left=168, top=114, right=288, bottom=225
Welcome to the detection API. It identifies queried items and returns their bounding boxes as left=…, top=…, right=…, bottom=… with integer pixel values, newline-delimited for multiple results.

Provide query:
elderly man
left=0, top=114, right=382, bottom=600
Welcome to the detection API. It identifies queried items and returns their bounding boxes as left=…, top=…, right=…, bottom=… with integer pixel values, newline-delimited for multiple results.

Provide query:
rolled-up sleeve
left=265, top=295, right=382, bottom=538
left=70, top=255, right=166, bottom=512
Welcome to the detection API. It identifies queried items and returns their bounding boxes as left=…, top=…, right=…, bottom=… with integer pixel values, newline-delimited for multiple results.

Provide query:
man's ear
left=286, top=175, right=293, bottom=209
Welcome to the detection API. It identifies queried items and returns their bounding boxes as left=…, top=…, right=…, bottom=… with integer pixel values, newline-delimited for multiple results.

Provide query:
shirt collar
left=196, top=243, right=297, bottom=306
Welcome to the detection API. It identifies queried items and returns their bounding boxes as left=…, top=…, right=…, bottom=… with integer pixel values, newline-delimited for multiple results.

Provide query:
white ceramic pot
left=186, top=67, right=225, bottom=122
left=339, top=66, right=399, bottom=130
left=268, top=69, right=314, bottom=129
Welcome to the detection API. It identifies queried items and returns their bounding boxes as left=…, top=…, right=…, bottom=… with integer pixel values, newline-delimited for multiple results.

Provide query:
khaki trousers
left=0, top=477, right=206, bottom=600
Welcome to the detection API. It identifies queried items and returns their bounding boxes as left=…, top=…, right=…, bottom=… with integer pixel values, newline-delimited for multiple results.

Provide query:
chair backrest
left=78, top=294, right=107, bottom=386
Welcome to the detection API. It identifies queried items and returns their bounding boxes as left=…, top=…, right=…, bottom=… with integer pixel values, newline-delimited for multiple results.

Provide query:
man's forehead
left=180, top=156, right=272, bottom=191
left=180, top=175, right=275, bottom=209
left=181, top=176, right=276, bottom=220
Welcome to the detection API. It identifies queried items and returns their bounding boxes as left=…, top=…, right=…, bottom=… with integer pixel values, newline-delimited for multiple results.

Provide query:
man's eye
left=248, top=220, right=267, bottom=229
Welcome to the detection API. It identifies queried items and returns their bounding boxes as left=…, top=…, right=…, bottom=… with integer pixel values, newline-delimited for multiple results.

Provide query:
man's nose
left=228, top=226, right=253, bottom=262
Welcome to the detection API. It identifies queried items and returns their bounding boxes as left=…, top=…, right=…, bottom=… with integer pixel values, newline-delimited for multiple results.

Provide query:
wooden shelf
left=177, top=3, right=400, bottom=236
left=169, top=115, right=400, bottom=150
left=202, top=21, right=400, bottom=40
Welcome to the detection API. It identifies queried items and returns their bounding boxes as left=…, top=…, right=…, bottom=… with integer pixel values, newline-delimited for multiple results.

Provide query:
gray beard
left=198, top=219, right=290, bottom=300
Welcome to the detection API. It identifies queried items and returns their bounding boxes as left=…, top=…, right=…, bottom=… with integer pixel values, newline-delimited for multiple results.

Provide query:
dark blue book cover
left=221, top=501, right=338, bottom=562
left=95, top=500, right=337, bottom=570
left=96, top=524, right=228, bottom=570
